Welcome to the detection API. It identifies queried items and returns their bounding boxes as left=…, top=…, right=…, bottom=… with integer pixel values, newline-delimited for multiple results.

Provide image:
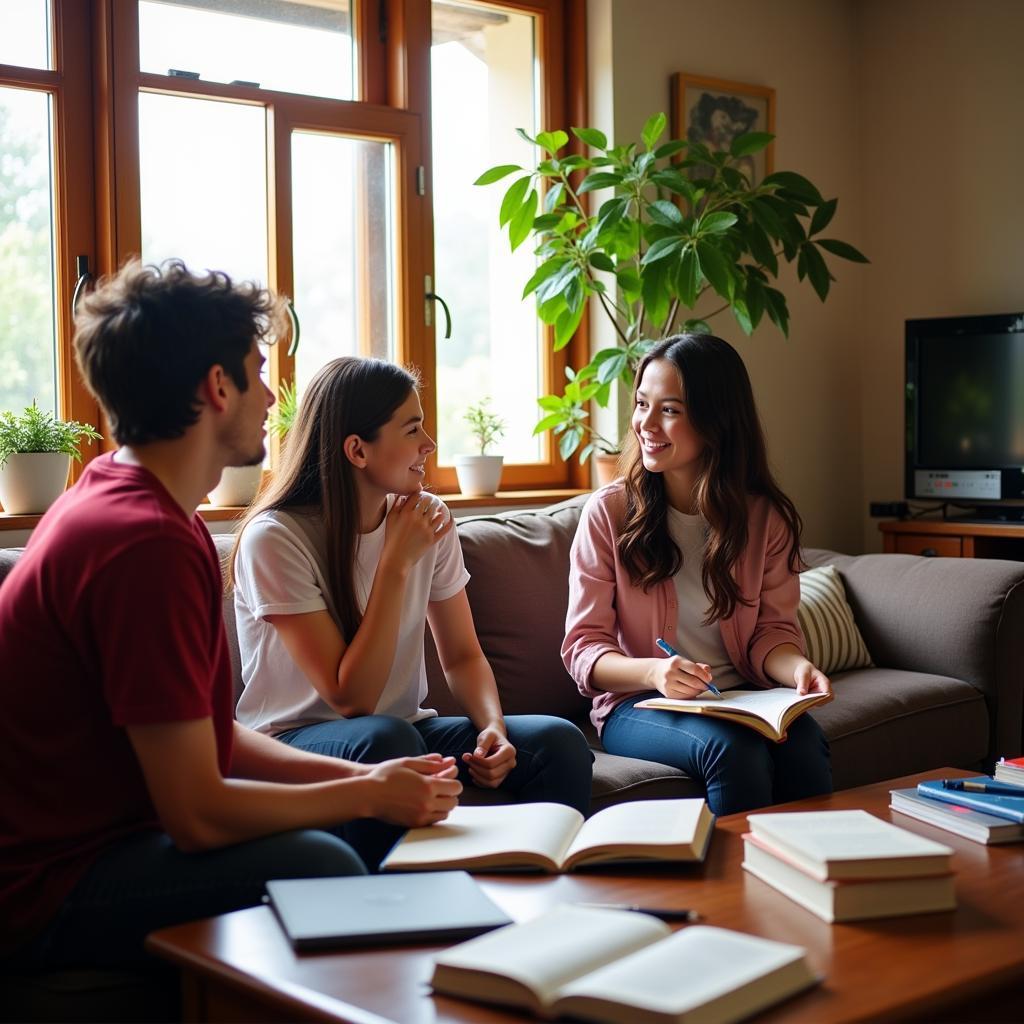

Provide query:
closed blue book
left=917, top=777, right=1024, bottom=824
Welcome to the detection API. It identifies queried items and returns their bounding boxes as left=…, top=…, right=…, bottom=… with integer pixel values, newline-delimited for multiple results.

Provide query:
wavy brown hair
left=618, top=334, right=802, bottom=622
left=226, top=356, right=419, bottom=642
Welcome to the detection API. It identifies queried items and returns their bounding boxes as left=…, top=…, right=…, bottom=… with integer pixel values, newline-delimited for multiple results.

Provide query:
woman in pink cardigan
left=562, top=334, right=831, bottom=816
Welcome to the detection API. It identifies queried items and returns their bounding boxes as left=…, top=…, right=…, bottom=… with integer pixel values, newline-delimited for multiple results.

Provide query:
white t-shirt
left=233, top=499, right=470, bottom=735
left=666, top=506, right=744, bottom=691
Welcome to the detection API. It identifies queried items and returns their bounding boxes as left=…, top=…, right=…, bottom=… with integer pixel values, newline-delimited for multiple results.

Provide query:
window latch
left=424, top=276, right=452, bottom=339
left=72, top=255, right=92, bottom=314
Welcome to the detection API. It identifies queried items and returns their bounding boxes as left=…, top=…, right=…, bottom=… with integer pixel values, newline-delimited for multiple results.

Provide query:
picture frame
left=670, top=73, right=775, bottom=186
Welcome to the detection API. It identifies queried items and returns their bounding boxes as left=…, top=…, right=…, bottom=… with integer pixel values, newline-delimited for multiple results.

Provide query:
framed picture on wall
left=670, top=73, right=775, bottom=186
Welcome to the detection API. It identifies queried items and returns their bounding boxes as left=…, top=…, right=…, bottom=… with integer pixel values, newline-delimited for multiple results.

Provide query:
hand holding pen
left=651, top=638, right=723, bottom=700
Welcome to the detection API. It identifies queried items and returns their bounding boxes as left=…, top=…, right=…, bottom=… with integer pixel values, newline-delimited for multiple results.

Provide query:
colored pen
left=655, top=637, right=723, bottom=697
left=942, top=779, right=1024, bottom=797
left=574, top=903, right=701, bottom=923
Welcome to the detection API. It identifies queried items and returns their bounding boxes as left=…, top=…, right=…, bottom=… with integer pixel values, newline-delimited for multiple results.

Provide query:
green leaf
left=516, top=127, right=537, bottom=146
left=654, top=139, right=689, bottom=159
left=732, top=298, right=753, bottom=336
left=695, top=240, right=733, bottom=299
left=676, top=247, right=701, bottom=307
left=646, top=200, right=684, bottom=228
left=640, top=237, right=684, bottom=265
left=750, top=197, right=783, bottom=238
left=577, top=172, right=625, bottom=195
left=578, top=443, right=596, bottom=465
left=817, top=238, right=869, bottom=263
left=764, top=287, right=790, bottom=337
left=509, top=189, right=539, bottom=250
left=534, top=412, right=566, bottom=434
left=762, top=170, right=823, bottom=205
left=596, top=350, right=628, bottom=384
left=682, top=318, right=712, bottom=334
left=474, top=164, right=522, bottom=186
left=802, top=242, right=832, bottom=301
left=537, top=394, right=563, bottom=412
left=560, top=426, right=584, bottom=461
left=543, top=182, right=565, bottom=213
left=650, top=169, right=695, bottom=199
left=554, top=302, right=585, bottom=350
left=616, top=267, right=642, bottom=300
left=809, top=197, right=837, bottom=236
left=641, top=112, right=667, bottom=150
left=536, top=262, right=579, bottom=304
left=641, top=260, right=671, bottom=329
left=698, top=211, right=738, bottom=234
left=531, top=213, right=562, bottom=231
left=747, top=222, right=779, bottom=277
left=522, top=259, right=568, bottom=299
left=729, top=131, right=774, bottom=158
left=499, top=176, right=531, bottom=228
left=572, top=126, right=608, bottom=150
left=588, top=252, right=616, bottom=272
left=536, top=129, right=569, bottom=154
left=746, top=274, right=766, bottom=330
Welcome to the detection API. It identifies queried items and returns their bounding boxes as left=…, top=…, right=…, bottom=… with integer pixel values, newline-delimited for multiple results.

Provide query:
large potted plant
left=476, top=113, right=867, bottom=463
left=0, top=402, right=102, bottom=514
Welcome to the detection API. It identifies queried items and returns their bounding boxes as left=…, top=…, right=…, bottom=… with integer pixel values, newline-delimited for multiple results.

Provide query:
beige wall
left=590, top=0, right=1024, bottom=553
left=859, top=0, right=1024, bottom=549
left=588, top=0, right=866, bottom=553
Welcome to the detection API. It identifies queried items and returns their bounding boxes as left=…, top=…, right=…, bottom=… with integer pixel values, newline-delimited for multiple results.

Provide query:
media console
left=879, top=518, right=1024, bottom=559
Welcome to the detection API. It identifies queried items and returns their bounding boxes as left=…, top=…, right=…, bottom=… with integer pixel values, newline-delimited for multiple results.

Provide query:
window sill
left=0, top=489, right=590, bottom=533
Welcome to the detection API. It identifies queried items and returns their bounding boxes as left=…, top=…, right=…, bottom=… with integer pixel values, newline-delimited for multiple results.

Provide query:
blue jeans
left=7, top=828, right=366, bottom=970
left=279, top=713, right=594, bottom=868
left=601, top=692, right=832, bottom=817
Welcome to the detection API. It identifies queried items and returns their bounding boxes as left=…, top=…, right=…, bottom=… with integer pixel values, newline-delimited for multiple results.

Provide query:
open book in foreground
left=381, top=799, right=714, bottom=873
left=634, top=688, right=833, bottom=742
left=431, top=905, right=820, bottom=1024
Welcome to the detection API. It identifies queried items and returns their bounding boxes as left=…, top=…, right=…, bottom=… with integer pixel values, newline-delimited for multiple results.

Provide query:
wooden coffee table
left=147, top=769, right=1024, bottom=1022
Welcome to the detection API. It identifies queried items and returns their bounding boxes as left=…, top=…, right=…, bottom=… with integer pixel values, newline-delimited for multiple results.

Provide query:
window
left=0, top=0, right=586, bottom=499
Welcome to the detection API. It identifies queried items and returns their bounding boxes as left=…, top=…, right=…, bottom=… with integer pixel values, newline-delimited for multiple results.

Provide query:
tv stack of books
left=889, top=762, right=1024, bottom=845
left=741, top=810, right=956, bottom=922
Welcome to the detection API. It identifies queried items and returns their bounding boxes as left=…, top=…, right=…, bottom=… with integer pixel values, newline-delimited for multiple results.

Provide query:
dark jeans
left=601, top=692, right=832, bottom=817
left=7, top=828, right=366, bottom=971
left=280, top=713, right=594, bottom=868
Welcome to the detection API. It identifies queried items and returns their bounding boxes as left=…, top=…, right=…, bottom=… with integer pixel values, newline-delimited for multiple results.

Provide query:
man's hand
left=362, top=754, right=461, bottom=827
left=461, top=724, right=516, bottom=789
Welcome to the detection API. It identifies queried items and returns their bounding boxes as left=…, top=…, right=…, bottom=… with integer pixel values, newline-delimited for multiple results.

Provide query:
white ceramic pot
left=0, top=452, right=71, bottom=514
left=208, top=464, right=264, bottom=507
left=453, top=454, right=504, bottom=497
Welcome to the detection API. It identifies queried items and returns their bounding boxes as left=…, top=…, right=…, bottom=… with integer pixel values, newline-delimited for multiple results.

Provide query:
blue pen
left=655, top=638, right=722, bottom=697
left=942, top=779, right=1024, bottom=797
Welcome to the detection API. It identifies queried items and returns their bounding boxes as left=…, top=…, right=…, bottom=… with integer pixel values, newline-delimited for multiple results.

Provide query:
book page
left=432, top=906, right=668, bottom=1010
left=563, top=798, right=709, bottom=868
left=382, top=803, right=583, bottom=871
left=636, top=689, right=824, bottom=734
left=556, top=925, right=813, bottom=1021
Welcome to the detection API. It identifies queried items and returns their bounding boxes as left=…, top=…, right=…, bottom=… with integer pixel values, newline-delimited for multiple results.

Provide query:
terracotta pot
left=592, top=452, right=621, bottom=488
left=453, top=455, right=504, bottom=497
left=0, top=452, right=71, bottom=514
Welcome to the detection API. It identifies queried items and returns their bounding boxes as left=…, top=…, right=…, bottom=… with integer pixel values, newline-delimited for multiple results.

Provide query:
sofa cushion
left=812, top=667, right=989, bottom=790
left=426, top=497, right=591, bottom=723
left=797, top=564, right=872, bottom=674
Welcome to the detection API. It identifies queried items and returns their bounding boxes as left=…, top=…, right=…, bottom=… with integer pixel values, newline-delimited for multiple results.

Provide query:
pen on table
left=574, top=902, right=702, bottom=923
left=942, top=779, right=1024, bottom=797
left=655, top=637, right=723, bottom=697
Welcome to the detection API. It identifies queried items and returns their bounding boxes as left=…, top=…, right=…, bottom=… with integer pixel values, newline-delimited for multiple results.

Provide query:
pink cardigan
left=562, top=482, right=805, bottom=734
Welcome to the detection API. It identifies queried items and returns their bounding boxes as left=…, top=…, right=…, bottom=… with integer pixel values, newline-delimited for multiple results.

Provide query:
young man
left=0, top=261, right=461, bottom=969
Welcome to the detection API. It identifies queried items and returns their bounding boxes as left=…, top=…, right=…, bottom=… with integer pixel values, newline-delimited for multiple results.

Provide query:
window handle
left=424, top=276, right=452, bottom=339
left=286, top=300, right=301, bottom=356
left=72, top=255, right=92, bottom=314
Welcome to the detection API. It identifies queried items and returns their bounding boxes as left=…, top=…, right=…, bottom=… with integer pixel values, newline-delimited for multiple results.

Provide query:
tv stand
left=949, top=506, right=1024, bottom=523
left=879, top=518, right=1024, bottom=559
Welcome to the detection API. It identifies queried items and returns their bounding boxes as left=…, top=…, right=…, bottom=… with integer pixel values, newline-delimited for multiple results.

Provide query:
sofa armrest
left=805, top=549, right=1024, bottom=761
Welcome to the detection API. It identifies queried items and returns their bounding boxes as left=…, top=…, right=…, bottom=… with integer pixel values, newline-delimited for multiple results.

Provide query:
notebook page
left=565, top=799, right=707, bottom=862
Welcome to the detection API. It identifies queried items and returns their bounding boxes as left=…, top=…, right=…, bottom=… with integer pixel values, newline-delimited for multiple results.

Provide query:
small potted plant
left=208, top=378, right=298, bottom=507
left=454, top=397, right=506, bottom=497
left=0, top=402, right=102, bottom=514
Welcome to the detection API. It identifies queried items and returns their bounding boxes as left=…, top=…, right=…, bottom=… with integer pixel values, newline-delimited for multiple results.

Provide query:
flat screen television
left=906, top=312, right=1024, bottom=513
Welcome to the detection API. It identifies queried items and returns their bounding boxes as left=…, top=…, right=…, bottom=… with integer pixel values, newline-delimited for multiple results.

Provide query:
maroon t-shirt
left=0, top=454, right=235, bottom=953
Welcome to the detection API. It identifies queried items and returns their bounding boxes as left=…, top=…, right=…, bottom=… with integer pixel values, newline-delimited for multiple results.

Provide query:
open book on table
left=634, top=688, right=832, bottom=742
left=381, top=799, right=714, bottom=873
left=431, top=905, right=820, bottom=1024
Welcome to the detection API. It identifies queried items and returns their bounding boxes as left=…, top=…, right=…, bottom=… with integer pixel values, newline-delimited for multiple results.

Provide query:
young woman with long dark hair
left=562, top=334, right=831, bottom=816
left=229, top=357, right=592, bottom=866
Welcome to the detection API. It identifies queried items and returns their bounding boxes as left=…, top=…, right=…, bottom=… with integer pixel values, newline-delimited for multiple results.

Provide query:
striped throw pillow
left=797, top=565, right=872, bottom=674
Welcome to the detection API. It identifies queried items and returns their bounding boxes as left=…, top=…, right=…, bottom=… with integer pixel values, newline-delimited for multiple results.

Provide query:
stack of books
left=741, top=810, right=956, bottom=923
left=890, top=772, right=1024, bottom=845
